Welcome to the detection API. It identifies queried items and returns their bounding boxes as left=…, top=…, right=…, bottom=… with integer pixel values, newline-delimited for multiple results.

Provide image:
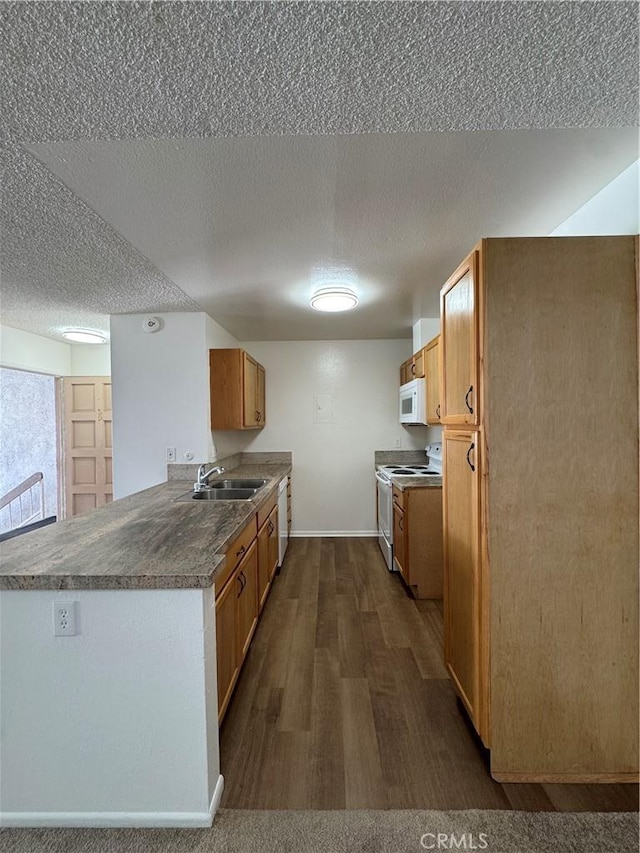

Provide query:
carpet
left=1, top=809, right=637, bottom=853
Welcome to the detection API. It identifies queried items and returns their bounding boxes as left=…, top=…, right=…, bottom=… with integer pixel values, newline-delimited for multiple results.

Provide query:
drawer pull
left=464, top=385, right=474, bottom=414
left=466, top=442, right=476, bottom=472
left=236, top=544, right=246, bottom=558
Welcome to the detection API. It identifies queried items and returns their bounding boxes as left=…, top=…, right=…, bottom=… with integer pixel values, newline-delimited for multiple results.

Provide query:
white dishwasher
left=277, top=476, right=289, bottom=567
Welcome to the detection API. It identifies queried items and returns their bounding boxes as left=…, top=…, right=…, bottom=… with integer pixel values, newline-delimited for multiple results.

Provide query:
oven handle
left=375, top=471, right=391, bottom=485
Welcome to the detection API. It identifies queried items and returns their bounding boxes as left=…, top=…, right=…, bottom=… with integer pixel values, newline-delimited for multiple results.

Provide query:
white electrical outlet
left=394, top=438, right=402, bottom=448
left=53, top=601, right=78, bottom=637
left=166, top=447, right=176, bottom=462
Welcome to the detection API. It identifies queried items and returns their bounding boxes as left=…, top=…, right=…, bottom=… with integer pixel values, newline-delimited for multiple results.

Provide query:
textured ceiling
left=0, top=1, right=638, bottom=342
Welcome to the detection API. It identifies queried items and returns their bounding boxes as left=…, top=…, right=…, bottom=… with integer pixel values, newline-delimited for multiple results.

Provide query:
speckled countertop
left=0, top=465, right=290, bottom=591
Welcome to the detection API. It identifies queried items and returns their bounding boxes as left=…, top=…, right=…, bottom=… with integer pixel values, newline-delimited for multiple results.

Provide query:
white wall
left=111, top=312, right=248, bottom=498
left=412, top=318, right=440, bottom=352
left=70, top=343, right=111, bottom=376
left=243, top=339, right=438, bottom=535
left=0, top=587, right=220, bottom=826
left=0, top=324, right=111, bottom=377
left=0, top=325, right=71, bottom=375
left=111, top=313, right=210, bottom=498
left=551, top=159, right=639, bottom=236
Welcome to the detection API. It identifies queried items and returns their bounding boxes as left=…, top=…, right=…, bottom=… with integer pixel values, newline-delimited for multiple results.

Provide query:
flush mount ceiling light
left=62, top=329, right=107, bottom=344
left=310, top=286, right=359, bottom=312
left=309, top=267, right=359, bottom=312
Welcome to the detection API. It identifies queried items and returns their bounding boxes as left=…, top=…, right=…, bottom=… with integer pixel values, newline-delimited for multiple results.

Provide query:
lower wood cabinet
left=257, top=504, right=278, bottom=612
left=442, top=430, right=483, bottom=737
left=392, top=484, right=443, bottom=599
left=215, top=570, right=239, bottom=723
left=235, top=540, right=258, bottom=661
left=215, top=515, right=261, bottom=723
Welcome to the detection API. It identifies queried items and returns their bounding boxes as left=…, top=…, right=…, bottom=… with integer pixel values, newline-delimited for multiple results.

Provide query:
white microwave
left=399, top=378, right=427, bottom=424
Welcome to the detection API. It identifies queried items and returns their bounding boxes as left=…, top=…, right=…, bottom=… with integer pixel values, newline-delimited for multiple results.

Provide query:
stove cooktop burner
left=383, top=465, right=441, bottom=476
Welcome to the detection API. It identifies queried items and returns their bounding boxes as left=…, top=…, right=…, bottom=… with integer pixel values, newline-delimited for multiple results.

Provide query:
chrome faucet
left=194, top=464, right=225, bottom=492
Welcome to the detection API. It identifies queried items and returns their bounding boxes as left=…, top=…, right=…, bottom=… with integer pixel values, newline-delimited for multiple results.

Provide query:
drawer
left=257, top=489, right=278, bottom=529
left=224, top=514, right=257, bottom=574
left=392, top=484, right=404, bottom=509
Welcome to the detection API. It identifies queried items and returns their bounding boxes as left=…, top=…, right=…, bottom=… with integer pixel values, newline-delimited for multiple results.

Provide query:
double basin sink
left=176, top=479, right=268, bottom=502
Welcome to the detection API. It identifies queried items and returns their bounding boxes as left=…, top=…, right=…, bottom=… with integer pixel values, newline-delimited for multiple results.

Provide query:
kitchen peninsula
left=0, top=453, right=291, bottom=828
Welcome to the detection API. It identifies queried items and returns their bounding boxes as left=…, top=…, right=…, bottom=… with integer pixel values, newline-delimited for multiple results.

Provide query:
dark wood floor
left=220, top=537, right=639, bottom=812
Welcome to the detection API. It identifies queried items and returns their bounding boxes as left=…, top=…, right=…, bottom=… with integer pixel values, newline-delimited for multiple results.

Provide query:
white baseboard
left=1, top=803, right=218, bottom=829
left=1, top=775, right=225, bottom=828
left=290, top=531, right=377, bottom=538
left=210, top=774, right=224, bottom=822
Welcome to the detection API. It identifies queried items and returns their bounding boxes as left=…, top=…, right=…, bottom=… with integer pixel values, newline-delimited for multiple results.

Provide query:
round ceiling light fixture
left=309, top=267, right=359, bottom=313
left=62, top=329, right=107, bottom=344
left=310, top=286, right=359, bottom=312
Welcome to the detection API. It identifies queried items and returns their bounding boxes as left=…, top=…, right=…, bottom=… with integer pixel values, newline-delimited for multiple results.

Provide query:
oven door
left=375, top=471, right=395, bottom=571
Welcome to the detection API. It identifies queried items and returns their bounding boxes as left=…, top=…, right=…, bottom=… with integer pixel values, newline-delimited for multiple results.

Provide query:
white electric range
left=375, top=444, right=442, bottom=571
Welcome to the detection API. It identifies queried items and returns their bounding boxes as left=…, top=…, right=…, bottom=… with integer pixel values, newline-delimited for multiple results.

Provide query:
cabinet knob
left=466, top=442, right=476, bottom=472
left=464, top=385, right=474, bottom=414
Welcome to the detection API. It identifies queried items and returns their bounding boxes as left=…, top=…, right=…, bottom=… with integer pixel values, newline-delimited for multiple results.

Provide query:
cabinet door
left=216, top=575, right=239, bottom=722
left=242, top=353, right=259, bottom=428
left=236, top=540, right=259, bottom=662
left=268, top=506, right=279, bottom=581
left=256, top=364, right=266, bottom=426
left=413, top=347, right=425, bottom=379
left=440, top=251, right=479, bottom=425
left=393, top=502, right=407, bottom=580
left=424, top=337, right=441, bottom=424
left=443, top=430, right=481, bottom=728
left=257, top=519, right=271, bottom=612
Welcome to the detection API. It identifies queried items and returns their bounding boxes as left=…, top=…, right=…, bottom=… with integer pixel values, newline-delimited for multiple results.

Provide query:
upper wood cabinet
left=440, top=251, right=479, bottom=425
left=413, top=348, right=425, bottom=379
left=210, top=349, right=266, bottom=430
left=400, top=350, right=426, bottom=385
left=399, top=358, right=412, bottom=385
left=423, top=335, right=441, bottom=424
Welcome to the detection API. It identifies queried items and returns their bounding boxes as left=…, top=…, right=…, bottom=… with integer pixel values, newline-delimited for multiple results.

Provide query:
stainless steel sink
left=178, top=488, right=257, bottom=501
left=207, top=479, right=267, bottom=490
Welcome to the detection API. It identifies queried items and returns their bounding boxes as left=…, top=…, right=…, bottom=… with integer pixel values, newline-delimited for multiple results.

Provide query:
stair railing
left=0, top=472, right=45, bottom=532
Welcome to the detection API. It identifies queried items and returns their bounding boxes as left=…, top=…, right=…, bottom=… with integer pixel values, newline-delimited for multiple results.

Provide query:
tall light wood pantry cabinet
left=440, top=236, right=639, bottom=782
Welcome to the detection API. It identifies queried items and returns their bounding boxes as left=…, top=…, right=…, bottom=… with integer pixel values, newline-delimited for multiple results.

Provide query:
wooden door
left=257, top=518, right=271, bottom=612
left=256, top=364, right=266, bottom=426
left=440, top=251, right=479, bottom=425
left=61, top=377, right=112, bottom=518
left=267, top=506, right=279, bottom=581
left=424, top=336, right=441, bottom=424
left=236, top=540, right=258, bottom=662
left=216, top=575, right=239, bottom=722
left=443, top=430, right=481, bottom=728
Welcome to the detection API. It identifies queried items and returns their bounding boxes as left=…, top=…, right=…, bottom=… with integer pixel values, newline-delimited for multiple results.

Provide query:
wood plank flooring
left=220, top=537, right=638, bottom=812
